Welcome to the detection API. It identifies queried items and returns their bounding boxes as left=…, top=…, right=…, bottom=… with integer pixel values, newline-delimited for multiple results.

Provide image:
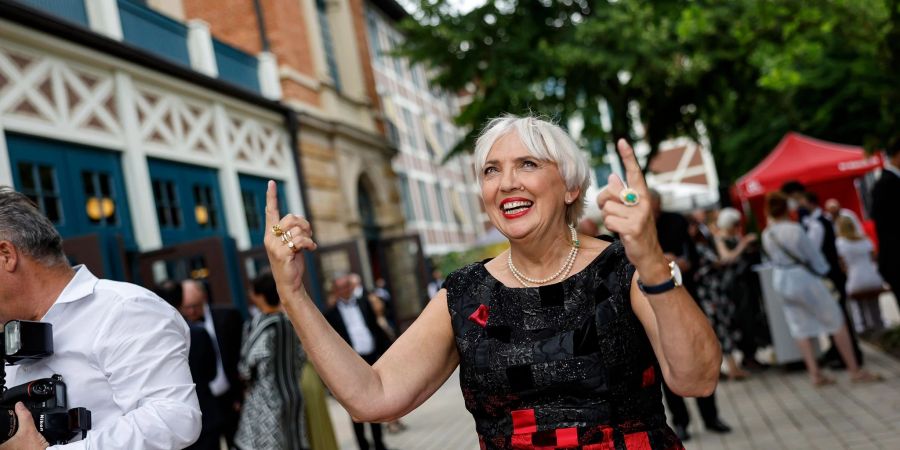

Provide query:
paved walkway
left=327, top=292, right=900, bottom=449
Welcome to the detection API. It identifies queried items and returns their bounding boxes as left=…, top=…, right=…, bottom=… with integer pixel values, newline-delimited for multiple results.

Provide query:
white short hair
left=717, top=207, right=742, bottom=230
left=474, top=114, right=591, bottom=225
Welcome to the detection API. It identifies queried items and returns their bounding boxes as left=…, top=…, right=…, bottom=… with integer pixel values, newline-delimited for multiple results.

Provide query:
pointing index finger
left=265, top=180, right=281, bottom=228
left=617, top=139, right=648, bottom=192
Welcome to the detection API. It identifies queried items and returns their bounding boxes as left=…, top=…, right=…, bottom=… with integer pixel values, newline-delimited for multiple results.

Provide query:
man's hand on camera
left=0, top=403, right=50, bottom=450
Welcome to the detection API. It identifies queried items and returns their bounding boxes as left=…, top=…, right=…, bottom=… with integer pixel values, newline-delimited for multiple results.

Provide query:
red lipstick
left=499, top=197, right=533, bottom=219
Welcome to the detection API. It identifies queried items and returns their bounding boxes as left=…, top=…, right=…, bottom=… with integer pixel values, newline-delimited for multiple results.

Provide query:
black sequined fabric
left=446, top=241, right=683, bottom=450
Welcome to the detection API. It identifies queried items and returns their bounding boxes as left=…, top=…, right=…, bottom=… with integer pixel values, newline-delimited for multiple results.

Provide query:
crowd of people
left=574, top=172, right=895, bottom=440
left=152, top=270, right=408, bottom=450
left=0, top=118, right=895, bottom=450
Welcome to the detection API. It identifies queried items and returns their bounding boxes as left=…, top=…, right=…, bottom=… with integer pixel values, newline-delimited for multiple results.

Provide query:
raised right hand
left=264, top=180, right=317, bottom=300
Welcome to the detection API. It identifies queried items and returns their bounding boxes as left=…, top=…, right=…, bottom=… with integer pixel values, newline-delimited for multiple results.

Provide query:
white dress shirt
left=885, top=161, right=900, bottom=177
left=802, top=208, right=827, bottom=249
left=336, top=298, right=375, bottom=356
left=201, top=304, right=230, bottom=397
left=6, top=266, right=201, bottom=449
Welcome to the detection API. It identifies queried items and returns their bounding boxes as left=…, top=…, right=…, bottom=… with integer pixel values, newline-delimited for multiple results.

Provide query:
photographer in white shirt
left=0, top=186, right=201, bottom=449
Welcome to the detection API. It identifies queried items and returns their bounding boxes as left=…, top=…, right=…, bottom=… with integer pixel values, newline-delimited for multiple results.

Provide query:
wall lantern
left=86, top=197, right=115, bottom=221
left=194, top=205, right=210, bottom=226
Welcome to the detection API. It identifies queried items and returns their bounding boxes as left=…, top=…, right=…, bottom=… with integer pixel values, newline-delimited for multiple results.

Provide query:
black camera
left=0, top=320, right=91, bottom=445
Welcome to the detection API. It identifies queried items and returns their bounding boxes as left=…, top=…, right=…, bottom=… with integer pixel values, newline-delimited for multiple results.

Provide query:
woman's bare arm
left=630, top=273, right=721, bottom=397
left=264, top=181, right=458, bottom=422
left=280, top=287, right=458, bottom=422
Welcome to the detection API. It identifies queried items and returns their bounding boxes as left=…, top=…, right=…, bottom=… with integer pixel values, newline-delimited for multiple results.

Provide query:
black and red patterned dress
left=446, top=241, right=683, bottom=450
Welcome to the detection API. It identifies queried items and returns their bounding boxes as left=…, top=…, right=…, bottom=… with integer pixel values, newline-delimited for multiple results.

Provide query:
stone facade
left=180, top=0, right=426, bottom=316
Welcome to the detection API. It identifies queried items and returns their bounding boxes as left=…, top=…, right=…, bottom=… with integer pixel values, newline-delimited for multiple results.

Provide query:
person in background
left=235, top=270, right=308, bottom=450
left=372, top=277, right=398, bottom=330
left=781, top=181, right=811, bottom=221
left=762, top=192, right=880, bottom=386
left=780, top=183, right=864, bottom=367
left=426, top=268, right=444, bottom=299
left=300, top=363, right=339, bottom=450
left=0, top=186, right=201, bottom=449
left=689, top=211, right=748, bottom=382
left=650, top=189, right=732, bottom=442
left=714, top=208, right=770, bottom=372
left=803, top=191, right=864, bottom=367
left=368, top=293, right=409, bottom=434
left=155, top=280, right=220, bottom=450
left=690, top=209, right=717, bottom=244
left=835, top=216, right=886, bottom=333
left=324, top=273, right=392, bottom=450
left=181, top=279, right=245, bottom=447
left=871, top=145, right=900, bottom=309
left=824, top=199, right=863, bottom=236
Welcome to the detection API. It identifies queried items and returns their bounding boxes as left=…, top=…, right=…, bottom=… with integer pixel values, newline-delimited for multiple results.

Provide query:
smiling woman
left=475, top=115, right=592, bottom=227
left=262, top=114, right=721, bottom=450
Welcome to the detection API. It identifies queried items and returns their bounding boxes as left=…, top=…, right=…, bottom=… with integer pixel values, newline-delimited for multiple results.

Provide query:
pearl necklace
left=508, top=225, right=580, bottom=287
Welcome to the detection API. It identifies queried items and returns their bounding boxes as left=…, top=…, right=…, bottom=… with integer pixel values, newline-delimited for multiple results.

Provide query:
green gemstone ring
left=620, top=188, right=640, bottom=207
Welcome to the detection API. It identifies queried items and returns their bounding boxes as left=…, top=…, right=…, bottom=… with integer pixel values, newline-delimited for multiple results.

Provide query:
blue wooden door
left=238, top=174, right=286, bottom=248
left=6, top=133, right=135, bottom=279
left=147, top=158, right=226, bottom=246
left=238, top=175, right=323, bottom=304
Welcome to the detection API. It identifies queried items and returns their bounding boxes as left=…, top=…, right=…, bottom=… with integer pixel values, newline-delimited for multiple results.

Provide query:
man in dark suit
left=181, top=279, right=244, bottom=449
left=154, top=280, right=220, bottom=450
left=872, top=146, right=900, bottom=309
left=650, top=190, right=730, bottom=442
left=325, top=273, right=391, bottom=450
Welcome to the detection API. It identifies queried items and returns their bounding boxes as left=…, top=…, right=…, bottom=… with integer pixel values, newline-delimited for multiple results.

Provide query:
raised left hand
left=596, top=139, right=665, bottom=271
left=0, top=403, right=50, bottom=450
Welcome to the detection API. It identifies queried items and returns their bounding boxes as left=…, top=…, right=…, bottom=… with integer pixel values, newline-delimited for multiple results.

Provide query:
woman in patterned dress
left=235, top=270, right=308, bottom=450
left=690, top=213, right=747, bottom=381
left=263, top=115, right=721, bottom=449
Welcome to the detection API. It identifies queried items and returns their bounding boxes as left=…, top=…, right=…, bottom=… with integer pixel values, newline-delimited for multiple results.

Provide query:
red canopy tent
left=732, top=132, right=883, bottom=237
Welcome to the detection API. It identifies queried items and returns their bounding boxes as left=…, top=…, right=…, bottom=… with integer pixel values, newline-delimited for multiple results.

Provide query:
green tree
left=398, top=0, right=900, bottom=182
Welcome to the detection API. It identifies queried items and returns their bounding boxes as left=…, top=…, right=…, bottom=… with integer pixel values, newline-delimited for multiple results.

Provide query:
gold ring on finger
left=284, top=230, right=293, bottom=241
left=287, top=240, right=297, bottom=252
left=272, top=224, right=284, bottom=236
left=620, top=188, right=640, bottom=207
left=281, top=233, right=290, bottom=244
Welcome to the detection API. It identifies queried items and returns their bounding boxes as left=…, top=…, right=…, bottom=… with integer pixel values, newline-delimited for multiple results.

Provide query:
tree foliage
left=397, top=0, right=900, bottom=182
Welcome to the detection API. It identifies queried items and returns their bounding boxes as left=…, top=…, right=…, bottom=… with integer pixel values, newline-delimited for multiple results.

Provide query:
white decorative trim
left=85, top=0, right=123, bottom=41
left=213, top=104, right=251, bottom=250
left=257, top=52, right=282, bottom=100
left=0, top=22, right=302, bottom=250
left=132, top=81, right=221, bottom=161
left=187, top=20, right=218, bottom=78
left=115, top=71, right=163, bottom=250
left=0, top=40, right=124, bottom=147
